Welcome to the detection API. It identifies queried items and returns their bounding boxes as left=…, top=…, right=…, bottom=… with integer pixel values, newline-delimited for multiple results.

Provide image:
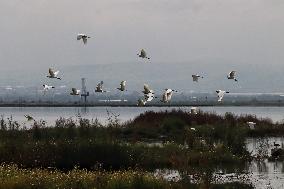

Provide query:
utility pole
left=81, top=78, right=89, bottom=105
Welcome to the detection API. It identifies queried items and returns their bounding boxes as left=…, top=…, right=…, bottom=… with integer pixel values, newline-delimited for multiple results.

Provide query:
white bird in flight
left=142, top=84, right=154, bottom=94
left=95, top=81, right=107, bottom=93
left=77, top=34, right=91, bottom=44
left=145, top=92, right=156, bottom=102
left=43, top=84, right=55, bottom=91
left=47, top=68, right=61, bottom=80
left=192, top=74, right=203, bottom=82
left=142, top=84, right=156, bottom=102
left=70, top=88, right=80, bottom=95
left=117, top=81, right=126, bottom=91
left=137, top=49, right=150, bottom=60
left=137, top=98, right=147, bottom=106
left=227, top=71, right=238, bottom=82
left=161, top=89, right=177, bottom=103
left=216, top=90, right=229, bottom=102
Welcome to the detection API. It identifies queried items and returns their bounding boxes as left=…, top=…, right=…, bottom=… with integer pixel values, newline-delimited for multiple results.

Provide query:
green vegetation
left=0, top=164, right=253, bottom=189
left=0, top=109, right=280, bottom=188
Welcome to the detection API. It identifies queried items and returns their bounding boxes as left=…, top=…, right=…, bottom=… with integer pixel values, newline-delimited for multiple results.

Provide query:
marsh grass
left=0, top=164, right=254, bottom=189
left=0, top=110, right=266, bottom=188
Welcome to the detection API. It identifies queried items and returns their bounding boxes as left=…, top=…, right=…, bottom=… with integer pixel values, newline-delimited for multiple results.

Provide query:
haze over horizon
left=0, top=0, right=284, bottom=93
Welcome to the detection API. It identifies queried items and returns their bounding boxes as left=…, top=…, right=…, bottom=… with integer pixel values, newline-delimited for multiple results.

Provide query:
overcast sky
left=0, top=0, right=284, bottom=92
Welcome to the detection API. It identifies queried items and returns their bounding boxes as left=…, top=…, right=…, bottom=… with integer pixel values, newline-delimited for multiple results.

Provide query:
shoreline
left=0, top=104, right=283, bottom=107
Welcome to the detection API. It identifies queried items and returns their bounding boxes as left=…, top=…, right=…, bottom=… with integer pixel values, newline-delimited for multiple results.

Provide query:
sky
left=0, top=0, right=284, bottom=93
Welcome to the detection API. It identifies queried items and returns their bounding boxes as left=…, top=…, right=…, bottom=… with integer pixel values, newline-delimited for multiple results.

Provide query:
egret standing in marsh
left=137, top=49, right=150, bottom=60
left=216, top=90, right=229, bottom=102
left=227, top=71, right=238, bottom=82
left=47, top=68, right=61, bottom=80
left=77, top=34, right=91, bottom=44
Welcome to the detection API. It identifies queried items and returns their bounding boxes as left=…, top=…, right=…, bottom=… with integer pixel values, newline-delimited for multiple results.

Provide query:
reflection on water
left=155, top=138, right=284, bottom=189
left=246, top=137, right=284, bottom=189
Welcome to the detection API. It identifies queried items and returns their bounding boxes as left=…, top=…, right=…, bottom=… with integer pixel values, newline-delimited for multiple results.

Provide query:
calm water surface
left=0, top=106, right=284, bottom=126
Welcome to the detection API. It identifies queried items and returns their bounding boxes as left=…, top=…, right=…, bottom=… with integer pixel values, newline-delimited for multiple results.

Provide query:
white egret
left=70, top=88, right=80, bottom=95
left=227, top=71, right=238, bottom=81
left=95, top=81, right=106, bottom=93
left=216, top=90, right=229, bottom=102
left=137, top=49, right=150, bottom=59
left=47, top=68, right=61, bottom=80
left=77, top=34, right=91, bottom=44
left=117, top=81, right=126, bottom=91
left=192, top=74, right=203, bottom=82
left=161, top=89, right=177, bottom=103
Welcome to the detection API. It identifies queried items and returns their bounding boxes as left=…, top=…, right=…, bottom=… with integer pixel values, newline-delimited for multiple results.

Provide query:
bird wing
left=167, top=91, right=173, bottom=101
left=138, top=99, right=146, bottom=106
left=77, top=34, right=82, bottom=40
left=49, top=68, right=55, bottom=77
left=72, top=88, right=77, bottom=93
left=54, top=71, right=59, bottom=77
left=165, top=89, right=172, bottom=93
left=83, top=37, right=87, bottom=44
left=141, top=49, right=146, bottom=57
left=144, top=84, right=151, bottom=93
left=230, top=71, right=236, bottom=78
left=217, top=91, right=225, bottom=101
left=192, top=75, right=198, bottom=82
left=121, top=81, right=126, bottom=90
left=162, top=92, right=167, bottom=102
left=145, top=93, right=154, bottom=102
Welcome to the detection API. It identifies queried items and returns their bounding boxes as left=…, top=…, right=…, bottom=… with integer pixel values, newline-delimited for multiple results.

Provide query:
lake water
left=0, top=106, right=284, bottom=126
left=156, top=137, right=284, bottom=189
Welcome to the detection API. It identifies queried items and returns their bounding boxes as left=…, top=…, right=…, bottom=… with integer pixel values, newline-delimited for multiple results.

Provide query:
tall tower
left=81, top=78, right=89, bottom=104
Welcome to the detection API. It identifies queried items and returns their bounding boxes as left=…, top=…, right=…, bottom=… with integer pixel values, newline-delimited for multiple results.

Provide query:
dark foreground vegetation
left=0, top=109, right=281, bottom=188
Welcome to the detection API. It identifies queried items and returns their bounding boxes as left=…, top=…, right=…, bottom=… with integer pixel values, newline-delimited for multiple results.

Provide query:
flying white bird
left=145, top=92, right=156, bottom=102
left=137, top=99, right=147, bottom=106
left=117, top=81, right=126, bottom=91
left=137, top=49, right=150, bottom=59
left=142, top=84, right=156, bottom=102
left=142, top=84, right=154, bottom=94
left=192, top=74, right=203, bottom=82
left=95, top=81, right=106, bottom=93
left=161, top=89, right=177, bottom=103
left=43, top=84, right=55, bottom=91
left=47, top=68, right=61, bottom=80
left=227, top=71, right=238, bottom=81
left=77, top=34, right=91, bottom=44
left=216, top=90, right=229, bottom=102
left=70, top=88, right=80, bottom=95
